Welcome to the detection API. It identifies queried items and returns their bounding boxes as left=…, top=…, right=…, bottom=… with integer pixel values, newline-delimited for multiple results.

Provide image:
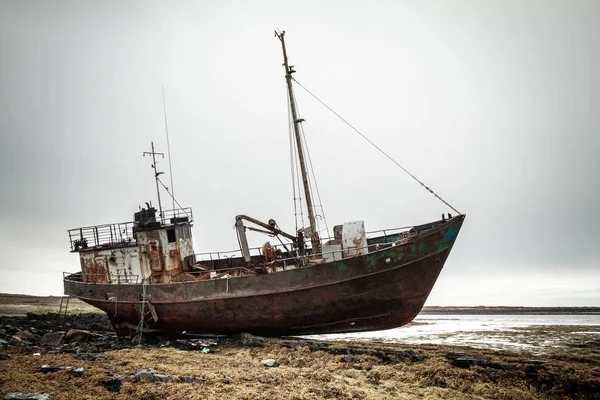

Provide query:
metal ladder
left=58, top=296, right=71, bottom=316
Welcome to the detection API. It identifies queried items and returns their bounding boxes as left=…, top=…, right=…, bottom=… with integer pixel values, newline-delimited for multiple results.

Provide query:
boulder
left=99, top=374, right=125, bottom=393
left=64, top=329, right=92, bottom=343
left=0, top=354, right=11, bottom=360
left=261, top=359, right=279, bottom=367
left=40, top=333, right=65, bottom=347
left=70, top=367, right=84, bottom=377
left=240, top=333, right=266, bottom=347
left=134, top=368, right=158, bottom=382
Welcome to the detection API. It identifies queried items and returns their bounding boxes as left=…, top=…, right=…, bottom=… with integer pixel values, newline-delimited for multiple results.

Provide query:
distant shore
left=1, top=293, right=598, bottom=315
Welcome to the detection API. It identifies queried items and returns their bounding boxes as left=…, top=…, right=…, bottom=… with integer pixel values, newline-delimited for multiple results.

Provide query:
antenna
left=143, top=142, right=165, bottom=224
left=162, top=86, right=176, bottom=214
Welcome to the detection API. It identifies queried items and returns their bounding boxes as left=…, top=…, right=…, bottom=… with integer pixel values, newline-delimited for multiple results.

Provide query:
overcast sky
left=1, top=0, right=598, bottom=306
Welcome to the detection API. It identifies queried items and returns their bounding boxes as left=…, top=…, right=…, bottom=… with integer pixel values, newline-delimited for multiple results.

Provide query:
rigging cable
left=162, top=86, right=176, bottom=214
left=286, top=86, right=300, bottom=233
left=291, top=78, right=461, bottom=215
left=156, top=178, right=192, bottom=220
left=293, top=135, right=306, bottom=231
left=292, top=89, right=331, bottom=239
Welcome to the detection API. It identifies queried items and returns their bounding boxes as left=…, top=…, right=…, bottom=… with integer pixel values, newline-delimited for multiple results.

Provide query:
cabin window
left=176, top=225, right=191, bottom=240
left=167, top=228, right=176, bottom=243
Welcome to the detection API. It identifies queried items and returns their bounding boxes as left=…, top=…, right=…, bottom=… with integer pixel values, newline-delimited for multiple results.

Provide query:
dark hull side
left=64, top=215, right=465, bottom=336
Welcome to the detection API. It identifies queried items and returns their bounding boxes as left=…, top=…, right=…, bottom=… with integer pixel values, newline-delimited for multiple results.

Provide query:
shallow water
left=307, top=313, right=600, bottom=353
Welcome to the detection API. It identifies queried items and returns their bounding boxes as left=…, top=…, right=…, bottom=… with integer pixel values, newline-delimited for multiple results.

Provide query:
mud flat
left=0, top=311, right=599, bottom=400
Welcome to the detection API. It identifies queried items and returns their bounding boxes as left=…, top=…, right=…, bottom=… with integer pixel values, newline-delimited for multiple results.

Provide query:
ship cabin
left=67, top=207, right=196, bottom=284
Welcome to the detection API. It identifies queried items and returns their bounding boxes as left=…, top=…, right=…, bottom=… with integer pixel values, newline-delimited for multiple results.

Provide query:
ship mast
left=275, top=30, right=322, bottom=254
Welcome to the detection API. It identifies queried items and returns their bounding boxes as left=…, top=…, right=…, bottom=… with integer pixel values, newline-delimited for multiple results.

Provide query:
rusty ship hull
left=64, top=215, right=464, bottom=336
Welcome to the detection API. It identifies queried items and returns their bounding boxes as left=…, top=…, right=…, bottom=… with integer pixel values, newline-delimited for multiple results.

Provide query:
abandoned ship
left=63, top=31, right=465, bottom=337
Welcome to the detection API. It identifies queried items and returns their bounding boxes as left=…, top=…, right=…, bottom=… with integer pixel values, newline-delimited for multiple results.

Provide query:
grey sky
left=1, top=0, right=598, bottom=306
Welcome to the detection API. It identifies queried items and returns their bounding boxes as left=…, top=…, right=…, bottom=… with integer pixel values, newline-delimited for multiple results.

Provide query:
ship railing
left=67, top=222, right=137, bottom=252
left=194, top=225, right=417, bottom=263
left=63, top=271, right=140, bottom=284
left=270, top=238, right=406, bottom=267
left=195, top=242, right=293, bottom=262
left=189, top=266, right=256, bottom=278
left=197, top=237, right=405, bottom=271
left=365, top=225, right=414, bottom=239
left=162, top=207, right=194, bottom=223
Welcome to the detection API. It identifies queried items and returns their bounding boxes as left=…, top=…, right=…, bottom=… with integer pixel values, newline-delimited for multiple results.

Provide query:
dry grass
left=1, top=340, right=598, bottom=400
left=0, top=294, right=99, bottom=315
left=1, top=297, right=598, bottom=399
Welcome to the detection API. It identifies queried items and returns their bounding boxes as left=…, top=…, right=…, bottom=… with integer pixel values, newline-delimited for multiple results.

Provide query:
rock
left=99, top=374, right=125, bottom=393
left=39, top=365, right=72, bottom=373
left=445, top=352, right=466, bottom=360
left=4, top=325, right=19, bottom=336
left=26, top=347, right=44, bottom=355
left=135, top=368, right=159, bottom=382
left=0, top=329, right=6, bottom=335
left=240, top=333, right=266, bottom=347
left=75, top=352, right=98, bottom=361
left=9, top=331, right=40, bottom=346
left=261, top=359, right=279, bottom=367
left=520, top=359, right=547, bottom=365
left=64, top=329, right=91, bottom=343
left=70, top=367, right=84, bottom=377
left=153, top=374, right=172, bottom=382
left=0, top=339, right=8, bottom=345
left=282, top=340, right=425, bottom=363
left=179, top=375, right=204, bottom=384
left=0, top=354, right=11, bottom=360
left=40, top=365, right=61, bottom=374
left=134, top=368, right=172, bottom=382
left=4, top=394, right=50, bottom=400
left=40, top=332, right=65, bottom=346
left=450, top=356, right=492, bottom=369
